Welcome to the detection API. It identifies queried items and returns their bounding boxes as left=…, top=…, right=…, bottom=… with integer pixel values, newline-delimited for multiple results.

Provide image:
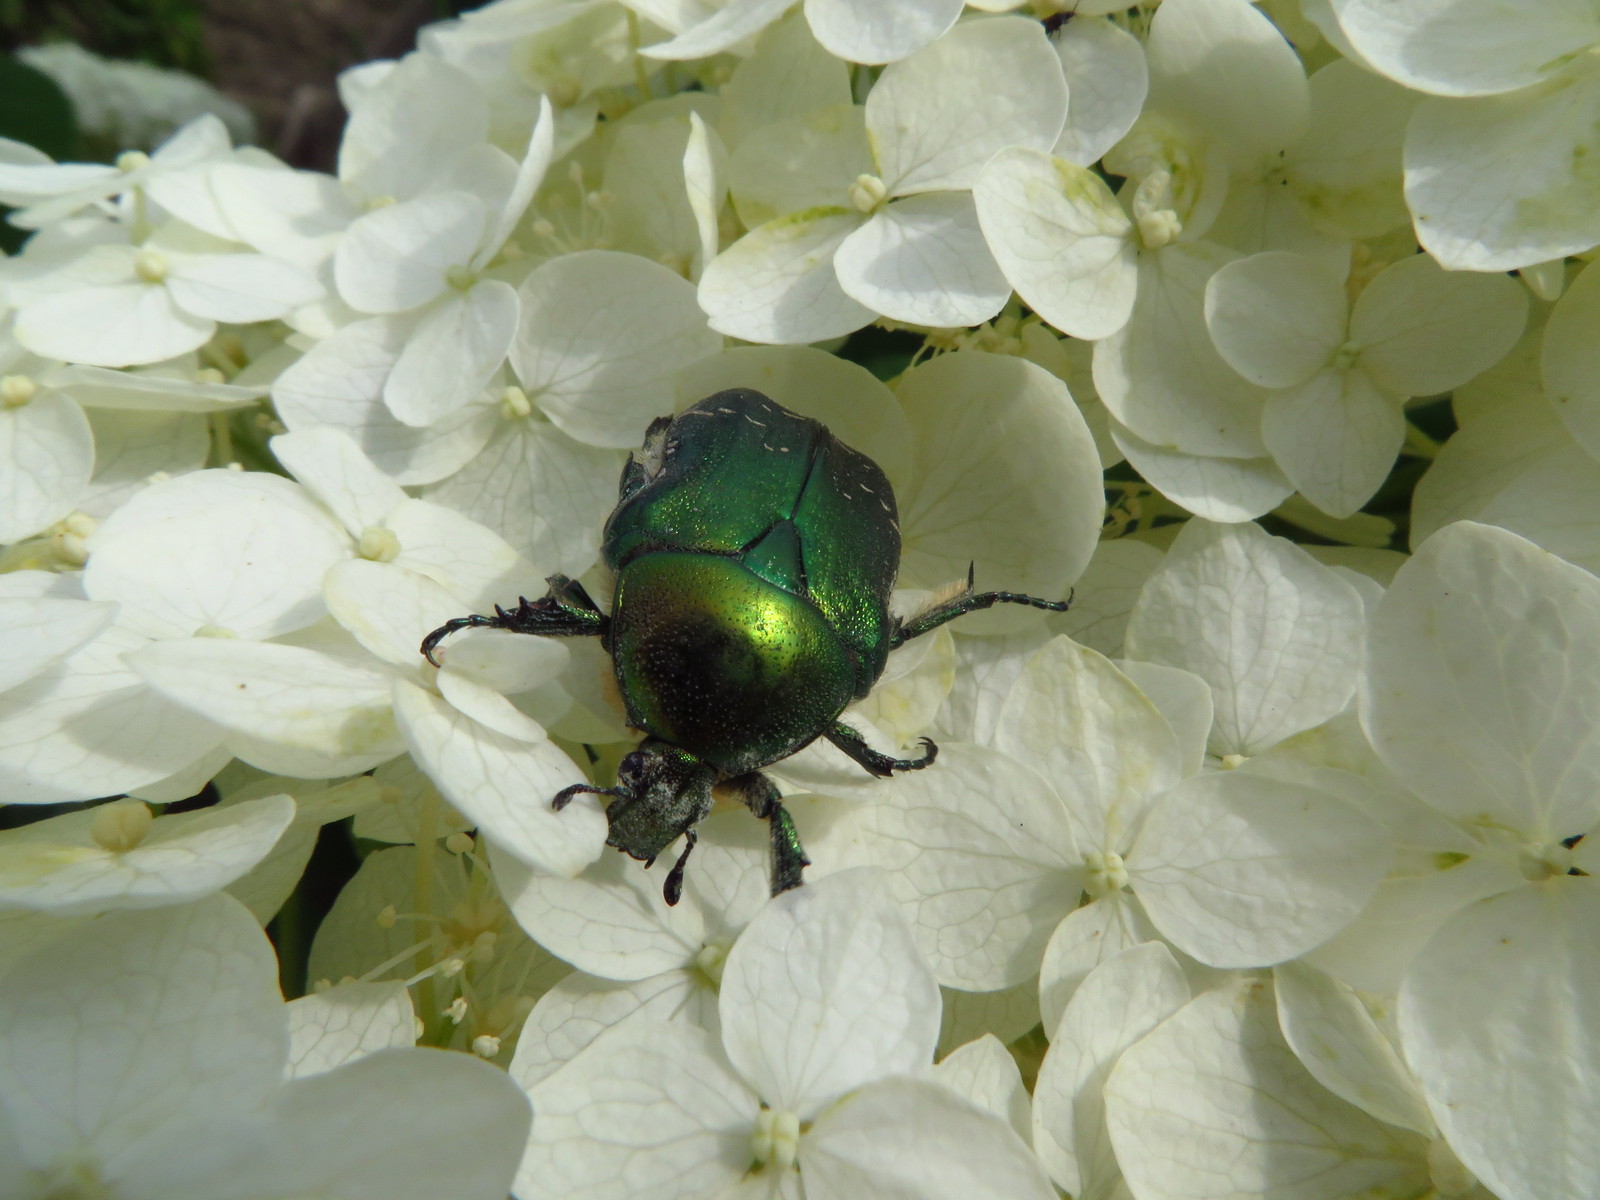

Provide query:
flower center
left=91, top=800, right=154, bottom=854
left=117, top=150, right=151, bottom=173
left=751, top=1107, right=801, bottom=1172
left=500, top=386, right=534, bottom=420
left=1084, top=850, right=1130, bottom=897
left=1, top=374, right=37, bottom=408
left=359, top=525, right=401, bottom=562
left=1519, top=839, right=1575, bottom=882
left=133, top=249, right=169, bottom=284
left=849, top=173, right=889, bottom=214
left=693, top=940, right=729, bottom=988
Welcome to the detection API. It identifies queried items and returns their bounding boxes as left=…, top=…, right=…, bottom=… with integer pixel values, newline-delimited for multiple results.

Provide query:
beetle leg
left=889, top=563, right=1074, bottom=649
left=825, top=721, right=938, bottom=778
left=420, top=575, right=610, bottom=666
left=722, top=771, right=810, bottom=896
left=551, top=782, right=628, bottom=811
left=662, top=829, right=698, bottom=907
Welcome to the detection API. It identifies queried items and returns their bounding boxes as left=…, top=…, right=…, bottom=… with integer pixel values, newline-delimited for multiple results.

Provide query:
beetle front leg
left=889, top=563, right=1073, bottom=649
left=722, top=771, right=810, bottom=896
left=824, top=721, right=937, bottom=778
left=421, top=574, right=610, bottom=665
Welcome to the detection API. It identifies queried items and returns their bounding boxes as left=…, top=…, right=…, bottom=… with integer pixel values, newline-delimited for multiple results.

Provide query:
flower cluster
left=0, top=0, right=1596, bottom=1198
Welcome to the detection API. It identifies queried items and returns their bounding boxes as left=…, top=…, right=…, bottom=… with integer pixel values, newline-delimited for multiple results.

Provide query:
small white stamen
left=445, top=996, right=469, bottom=1025
left=1219, top=753, right=1249, bottom=770
left=358, top=525, right=401, bottom=562
left=1, top=375, right=37, bottom=407
left=501, top=386, right=534, bottom=420
left=445, top=831, right=475, bottom=855
left=376, top=905, right=398, bottom=929
left=1084, top=851, right=1129, bottom=897
left=117, top=149, right=151, bottom=172
left=751, top=1108, right=801, bottom=1171
left=133, top=249, right=169, bottom=283
left=193, top=624, right=238, bottom=639
left=91, top=800, right=154, bottom=854
left=471, top=1034, right=502, bottom=1058
left=848, top=173, right=888, bottom=214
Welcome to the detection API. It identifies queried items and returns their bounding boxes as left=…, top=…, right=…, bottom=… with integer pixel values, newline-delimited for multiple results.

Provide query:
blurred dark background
left=2, top=0, right=475, bottom=170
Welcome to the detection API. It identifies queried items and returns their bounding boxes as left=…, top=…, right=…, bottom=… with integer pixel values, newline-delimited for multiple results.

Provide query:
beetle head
left=603, top=741, right=717, bottom=865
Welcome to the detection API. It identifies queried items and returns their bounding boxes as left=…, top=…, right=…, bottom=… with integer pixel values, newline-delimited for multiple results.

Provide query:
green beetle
left=421, top=389, right=1070, bottom=904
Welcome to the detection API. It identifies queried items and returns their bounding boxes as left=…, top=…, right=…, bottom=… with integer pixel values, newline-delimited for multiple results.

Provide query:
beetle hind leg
left=825, top=721, right=938, bottom=778
left=722, top=771, right=810, bottom=896
left=890, top=563, right=1073, bottom=649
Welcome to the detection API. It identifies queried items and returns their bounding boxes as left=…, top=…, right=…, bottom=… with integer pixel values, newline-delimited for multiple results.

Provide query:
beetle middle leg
left=890, top=563, right=1073, bottom=649
left=721, top=771, right=809, bottom=896
left=421, top=573, right=609, bottom=665
left=825, top=720, right=937, bottom=778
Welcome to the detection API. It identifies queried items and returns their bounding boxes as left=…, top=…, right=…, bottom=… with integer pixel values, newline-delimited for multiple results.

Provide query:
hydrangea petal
left=15, top=282, right=213, bottom=368
left=0, top=794, right=294, bottom=916
left=1052, top=17, right=1149, bottom=167
left=1364, top=521, right=1600, bottom=836
left=895, top=351, right=1102, bottom=625
left=130, top=639, right=403, bottom=777
left=335, top=190, right=485, bottom=314
left=641, top=0, right=793, bottom=59
left=1033, top=943, right=1190, bottom=1197
left=518, top=1019, right=754, bottom=1200
left=1351, top=251, right=1529, bottom=397
left=1329, top=0, right=1600, bottom=97
left=804, top=0, right=963, bottom=64
left=0, top=895, right=285, bottom=1169
left=1273, top=960, right=1435, bottom=1136
left=271, top=316, right=498, bottom=486
left=1111, top=427, right=1293, bottom=522
left=803, top=1077, right=1055, bottom=1200
left=1133, top=772, right=1390, bottom=968
left=271, top=426, right=408, bottom=538
left=972, top=148, right=1137, bottom=340
left=1204, top=250, right=1346, bottom=388
left=698, top=208, right=874, bottom=344
left=1261, top=366, right=1405, bottom=518
left=843, top=744, right=1082, bottom=990
left=513, top=249, right=721, bottom=448
left=384, top=280, right=519, bottom=427
left=0, top=390, right=92, bottom=542
left=0, top=596, right=115, bottom=697
left=393, top=679, right=606, bottom=878
left=84, top=470, right=351, bottom=640
left=1401, top=879, right=1600, bottom=1200
left=1126, top=519, right=1367, bottom=756
left=1105, top=978, right=1432, bottom=1200
left=867, top=17, right=1066, bottom=193
left=1541, top=258, right=1600, bottom=459
left=286, top=981, right=416, bottom=1078
left=720, top=869, right=940, bottom=1115
left=166, top=253, right=323, bottom=323
left=834, top=193, right=1010, bottom=328
left=1404, top=73, right=1600, bottom=271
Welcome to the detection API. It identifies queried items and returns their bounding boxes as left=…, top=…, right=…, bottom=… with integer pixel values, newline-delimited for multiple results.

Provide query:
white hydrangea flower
left=0, top=894, right=531, bottom=1200
left=1331, top=0, right=1600, bottom=269
left=700, top=16, right=1068, bottom=341
left=1359, top=521, right=1600, bottom=1200
left=1205, top=249, right=1527, bottom=516
left=0, top=794, right=293, bottom=916
left=843, top=636, right=1390, bottom=1001
left=1123, top=518, right=1369, bottom=762
left=1103, top=976, right=1452, bottom=1200
left=0, top=336, right=266, bottom=543
left=0, top=113, right=231, bottom=229
left=330, top=95, right=553, bottom=425
left=9, top=218, right=323, bottom=369
left=516, top=868, right=1054, bottom=1200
